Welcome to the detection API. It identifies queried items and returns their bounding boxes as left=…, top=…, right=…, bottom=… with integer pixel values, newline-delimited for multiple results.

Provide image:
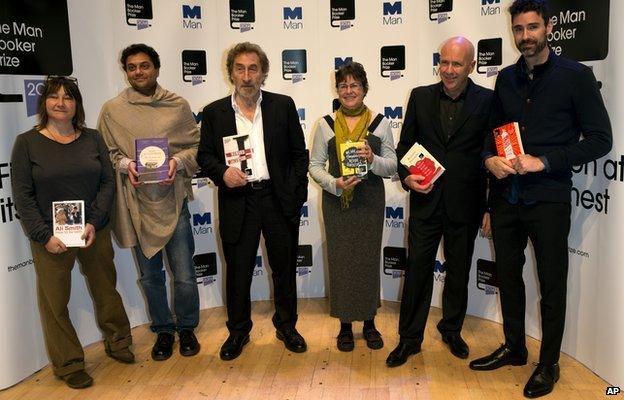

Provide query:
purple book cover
left=136, top=138, right=170, bottom=183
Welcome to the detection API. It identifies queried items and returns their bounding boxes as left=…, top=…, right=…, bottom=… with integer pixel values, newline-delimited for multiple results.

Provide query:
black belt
left=249, top=179, right=271, bottom=190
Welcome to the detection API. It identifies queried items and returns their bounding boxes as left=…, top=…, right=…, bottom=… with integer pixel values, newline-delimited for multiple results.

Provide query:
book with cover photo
left=339, top=141, right=368, bottom=178
left=400, top=142, right=445, bottom=186
left=136, top=138, right=170, bottom=183
left=493, top=122, right=524, bottom=160
left=52, top=200, right=85, bottom=247
left=223, top=133, right=255, bottom=180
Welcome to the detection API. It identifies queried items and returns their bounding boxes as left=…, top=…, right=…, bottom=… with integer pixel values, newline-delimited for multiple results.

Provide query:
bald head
left=438, top=36, right=476, bottom=99
left=441, top=36, right=475, bottom=66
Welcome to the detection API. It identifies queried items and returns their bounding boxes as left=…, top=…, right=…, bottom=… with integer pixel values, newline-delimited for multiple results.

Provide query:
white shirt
left=231, top=92, right=270, bottom=181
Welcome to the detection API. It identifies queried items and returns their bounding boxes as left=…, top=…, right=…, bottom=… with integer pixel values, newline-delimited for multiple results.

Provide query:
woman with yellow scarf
left=309, top=62, right=397, bottom=352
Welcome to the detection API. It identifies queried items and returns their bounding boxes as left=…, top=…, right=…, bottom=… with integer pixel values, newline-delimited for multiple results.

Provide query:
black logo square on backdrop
left=330, top=0, right=355, bottom=27
left=383, top=246, right=406, bottom=275
left=193, top=252, right=217, bottom=279
left=429, top=0, right=453, bottom=21
left=282, top=49, right=307, bottom=80
left=181, top=50, right=207, bottom=83
left=230, top=0, right=255, bottom=29
left=380, top=45, right=405, bottom=78
left=125, top=0, right=153, bottom=26
left=477, top=38, right=502, bottom=74
left=0, top=1, right=72, bottom=76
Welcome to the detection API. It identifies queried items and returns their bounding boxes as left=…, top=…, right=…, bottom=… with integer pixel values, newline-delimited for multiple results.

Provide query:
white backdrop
left=0, top=0, right=621, bottom=389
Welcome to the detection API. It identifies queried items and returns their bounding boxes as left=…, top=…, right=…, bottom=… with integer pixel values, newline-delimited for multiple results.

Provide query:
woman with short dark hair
left=309, top=62, right=397, bottom=351
left=11, top=76, right=133, bottom=389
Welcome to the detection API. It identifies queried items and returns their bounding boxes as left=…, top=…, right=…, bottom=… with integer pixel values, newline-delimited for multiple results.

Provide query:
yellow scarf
left=334, top=105, right=371, bottom=209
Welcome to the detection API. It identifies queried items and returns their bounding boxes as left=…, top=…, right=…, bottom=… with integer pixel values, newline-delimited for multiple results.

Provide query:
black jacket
left=197, top=91, right=309, bottom=243
left=485, top=50, right=612, bottom=203
left=396, top=79, right=493, bottom=223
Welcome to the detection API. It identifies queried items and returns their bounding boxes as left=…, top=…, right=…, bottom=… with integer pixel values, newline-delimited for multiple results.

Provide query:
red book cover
left=493, top=122, right=524, bottom=160
left=400, top=142, right=445, bottom=186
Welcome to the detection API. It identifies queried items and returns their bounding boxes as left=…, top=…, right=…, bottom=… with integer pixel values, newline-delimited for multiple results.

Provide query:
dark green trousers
left=30, top=226, right=132, bottom=377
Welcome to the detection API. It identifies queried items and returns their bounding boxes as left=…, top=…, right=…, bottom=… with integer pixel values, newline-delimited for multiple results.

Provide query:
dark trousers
left=30, top=225, right=132, bottom=377
left=490, top=198, right=571, bottom=364
left=222, top=187, right=300, bottom=336
left=398, top=206, right=479, bottom=345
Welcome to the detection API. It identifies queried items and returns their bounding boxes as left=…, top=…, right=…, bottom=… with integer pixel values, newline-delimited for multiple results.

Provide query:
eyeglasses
left=46, top=75, right=79, bottom=84
left=337, top=82, right=363, bottom=92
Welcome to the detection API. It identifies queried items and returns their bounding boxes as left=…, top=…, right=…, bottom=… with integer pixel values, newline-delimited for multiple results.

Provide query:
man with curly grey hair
left=198, top=42, right=309, bottom=361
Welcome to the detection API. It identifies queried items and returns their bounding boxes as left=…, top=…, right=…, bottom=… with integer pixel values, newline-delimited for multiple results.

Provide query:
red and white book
left=223, top=133, right=255, bottom=181
left=400, top=142, right=445, bottom=186
left=493, top=122, right=524, bottom=160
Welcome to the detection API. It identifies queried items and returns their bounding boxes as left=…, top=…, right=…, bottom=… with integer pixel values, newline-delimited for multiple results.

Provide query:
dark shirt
left=11, top=128, right=114, bottom=244
left=485, top=50, right=612, bottom=203
left=439, top=86, right=467, bottom=141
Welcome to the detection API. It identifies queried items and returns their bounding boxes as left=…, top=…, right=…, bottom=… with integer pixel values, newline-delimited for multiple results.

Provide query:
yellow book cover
left=339, top=141, right=367, bottom=177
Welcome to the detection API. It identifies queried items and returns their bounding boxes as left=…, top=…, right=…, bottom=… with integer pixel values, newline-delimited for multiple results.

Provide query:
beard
left=518, top=36, right=548, bottom=57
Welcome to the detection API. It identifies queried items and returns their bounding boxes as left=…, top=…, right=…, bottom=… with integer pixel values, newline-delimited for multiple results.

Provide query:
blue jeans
left=134, top=201, right=199, bottom=333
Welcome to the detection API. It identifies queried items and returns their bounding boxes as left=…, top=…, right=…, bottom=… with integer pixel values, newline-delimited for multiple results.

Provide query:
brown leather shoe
left=106, top=347, right=135, bottom=364
left=61, top=370, right=93, bottom=389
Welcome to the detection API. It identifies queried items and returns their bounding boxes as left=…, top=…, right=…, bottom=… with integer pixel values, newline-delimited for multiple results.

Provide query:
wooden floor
left=0, top=299, right=610, bottom=399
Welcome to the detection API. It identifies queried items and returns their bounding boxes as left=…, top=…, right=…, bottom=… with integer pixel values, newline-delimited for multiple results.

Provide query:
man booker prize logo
left=380, top=45, right=405, bottom=81
left=181, top=50, right=207, bottom=86
left=330, top=0, right=355, bottom=30
left=125, top=0, right=153, bottom=29
left=477, top=38, right=502, bottom=77
left=547, top=0, right=609, bottom=61
left=230, top=0, right=255, bottom=32
left=429, top=0, right=452, bottom=23
left=282, top=49, right=307, bottom=83
left=296, top=245, right=313, bottom=277
left=193, top=252, right=217, bottom=286
left=383, top=246, right=406, bottom=279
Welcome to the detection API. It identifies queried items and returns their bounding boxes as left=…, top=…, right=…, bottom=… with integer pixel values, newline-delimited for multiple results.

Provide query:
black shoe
left=151, top=332, right=175, bottom=361
left=469, top=344, right=528, bottom=370
left=61, top=370, right=93, bottom=389
left=385, top=342, right=421, bottom=367
left=337, top=331, right=354, bottom=352
left=276, top=328, right=307, bottom=353
left=363, top=328, right=384, bottom=350
left=220, top=334, right=250, bottom=361
left=179, top=329, right=200, bottom=357
left=442, top=334, right=469, bottom=359
left=523, top=363, right=560, bottom=398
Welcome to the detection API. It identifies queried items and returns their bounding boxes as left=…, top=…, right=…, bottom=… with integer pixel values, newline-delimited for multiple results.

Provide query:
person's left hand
left=81, top=223, right=96, bottom=248
left=357, top=140, right=374, bottom=163
left=511, top=154, right=545, bottom=175
left=159, top=158, right=178, bottom=185
left=480, top=212, right=492, bottom=239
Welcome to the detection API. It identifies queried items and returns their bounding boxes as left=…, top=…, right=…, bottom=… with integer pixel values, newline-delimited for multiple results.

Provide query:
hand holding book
left=488, top=122, right=544, bottom=178
left=400, top=141, right=445, bottom=190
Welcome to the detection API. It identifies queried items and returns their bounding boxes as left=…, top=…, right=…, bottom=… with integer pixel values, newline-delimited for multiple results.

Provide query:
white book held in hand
left=400, top=142, right=445, bottom=186
left=52, top=200, right=85, bottom=247
left=223, top=133, right=256, bottom=181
